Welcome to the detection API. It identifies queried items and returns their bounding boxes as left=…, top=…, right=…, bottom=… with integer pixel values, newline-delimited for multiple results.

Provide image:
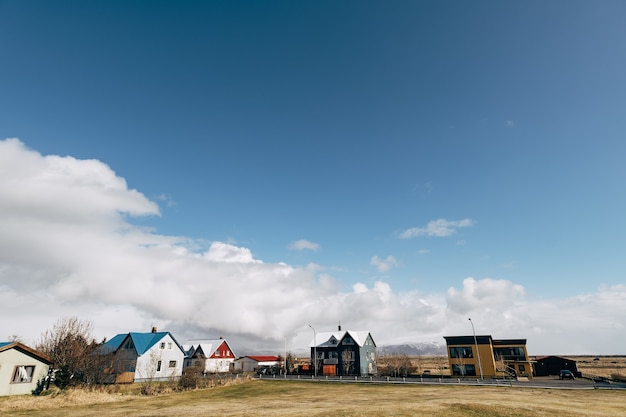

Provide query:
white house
left=184, top=338, right=237, bottom=373
left=233, top=355, right=280, bottom=373
left=0, top=342, right=52, bottom=396
left=102, top=329, right=185, bottom=383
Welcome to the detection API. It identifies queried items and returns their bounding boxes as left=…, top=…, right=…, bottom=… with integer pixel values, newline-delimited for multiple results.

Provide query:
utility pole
left=469, top=317, right=484, bottom=380
left=308, top=324, right=317, bottom=377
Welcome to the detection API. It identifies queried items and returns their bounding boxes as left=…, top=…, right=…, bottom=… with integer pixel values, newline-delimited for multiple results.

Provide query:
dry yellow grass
left=1, top=379, right=625, bottom=417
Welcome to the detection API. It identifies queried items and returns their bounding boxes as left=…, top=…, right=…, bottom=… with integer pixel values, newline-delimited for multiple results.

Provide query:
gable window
left=160, top=342, right=165, bottom=349
left=12, top=365, right=35, bottom=383
left=169, top=360, right=177, bottom=368
left=156, top=361, right=162, bottom=372
left=168, top=342, right=172, bottom=350
left=342, top=337, right=354, bottom=345
left=330, top=337, right=337, bottom=345
left=122, top=338, right=135, bottom=350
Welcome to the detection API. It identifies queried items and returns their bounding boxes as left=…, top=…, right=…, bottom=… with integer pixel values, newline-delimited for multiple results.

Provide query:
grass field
left=1, top=379, right=625, bottom=417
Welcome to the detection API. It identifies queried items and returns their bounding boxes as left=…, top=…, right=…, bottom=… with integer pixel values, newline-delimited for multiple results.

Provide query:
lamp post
left=468, top=317, right=484, bottom=380
left=308, top=324, right=317, bottom=377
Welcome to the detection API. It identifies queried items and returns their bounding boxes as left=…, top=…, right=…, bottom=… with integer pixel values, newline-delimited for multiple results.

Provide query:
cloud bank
left=1, top=139, right=624, bottom=355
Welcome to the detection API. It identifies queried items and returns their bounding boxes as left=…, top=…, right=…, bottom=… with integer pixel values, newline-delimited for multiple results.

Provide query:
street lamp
left=468, top=317, right=484, bottom=380
left=308, top=324, right=317, bottom=377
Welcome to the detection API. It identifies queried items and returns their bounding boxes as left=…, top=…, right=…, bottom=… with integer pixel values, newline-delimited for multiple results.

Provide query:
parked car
left=559, top=369, right=575, bottom=380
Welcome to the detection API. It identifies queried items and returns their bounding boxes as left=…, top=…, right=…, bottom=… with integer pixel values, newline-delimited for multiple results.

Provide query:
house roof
left=187, top=339, right=236, bottom=359
left=236, top=355, right=279, bottom=362
left=444, top=335, right=493, bottom=345
left=309, top=330, right=375, bottom=348
left=102, top=331, right=185, bottom=355
left=0, top=342, right=53, bottom=364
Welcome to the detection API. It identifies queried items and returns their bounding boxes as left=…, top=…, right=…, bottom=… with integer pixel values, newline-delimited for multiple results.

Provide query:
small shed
left=233, top=356, right=280, bottom=373
left=0, top=342, right=52, bottom=396
left=533, top=356, right=579, bottom=377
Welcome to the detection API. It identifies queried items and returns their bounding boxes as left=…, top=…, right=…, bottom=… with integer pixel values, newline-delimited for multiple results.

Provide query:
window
left=519, top=365, right=526, bottom=373
left=122, top=338, right=135, bottom=350
left=160, top=342, right=165, bottom=349
left=329, top=337, right=337, bottom=345
left=169, top=361, right=177, bottom=368
left=342, top=337, right=354, bottom=345
left=216, top=351, right=220, bottom=357
left=493, top=347, right=526, bottom=361
left=328, top=351, right=338, bottom=359
left=449, top=347, right=473, bottom=358
left=167, top=343, right=172, bottom=350
left=156, top=361, right=162, bottom=371
left=12, top=366, right=35, bottom=383
left=452, top=364, right=476, bottom=376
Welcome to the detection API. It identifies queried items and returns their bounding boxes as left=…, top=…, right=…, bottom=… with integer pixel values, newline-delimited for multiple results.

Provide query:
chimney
left=338, top=323, right=342, bottom=332
left=151, top=326, right=157, bottom=333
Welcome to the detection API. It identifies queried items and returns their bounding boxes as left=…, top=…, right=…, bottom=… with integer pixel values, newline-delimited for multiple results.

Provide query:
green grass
left=1, top=379, right=625, bottom=416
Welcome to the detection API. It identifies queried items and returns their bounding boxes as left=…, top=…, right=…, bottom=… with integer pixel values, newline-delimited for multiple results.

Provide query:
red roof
left=245, top=355, right=279, bottom=362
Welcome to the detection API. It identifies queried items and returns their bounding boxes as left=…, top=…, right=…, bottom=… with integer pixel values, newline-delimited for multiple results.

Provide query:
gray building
left=309, top=327, right=377, bottom=376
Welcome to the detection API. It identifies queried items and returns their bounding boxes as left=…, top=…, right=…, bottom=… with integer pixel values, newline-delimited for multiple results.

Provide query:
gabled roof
left=102, top=331, right=185, bottom=355
left=189, top=339, right=236, bottom=359
left=309, top=330, right=375, bottom=348
left=0, top=342, right=53, bottom=364
left=235, top=355, right=279, bottom=362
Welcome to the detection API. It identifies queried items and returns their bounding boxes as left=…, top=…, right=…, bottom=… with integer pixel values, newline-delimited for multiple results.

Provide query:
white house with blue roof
left=102, top=328, right=185, bottom=383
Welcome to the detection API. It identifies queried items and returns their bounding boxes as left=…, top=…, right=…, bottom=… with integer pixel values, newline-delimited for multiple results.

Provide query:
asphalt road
left=258, top=374, right=626, bottom=390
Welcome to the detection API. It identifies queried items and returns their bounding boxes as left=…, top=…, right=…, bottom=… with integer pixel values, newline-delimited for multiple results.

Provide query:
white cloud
left=288, top=239, right=320, bottom=251
left=370, top=255, right=398, bottom=273
left=203, top=242, right=260, bottom=264
left=1, top=139, right=624, bottom=355
left=417, top=249, right=430, bottom=255
left=399, top=218, right=474, bottom=239
left=506, top=120, right=516, bottom=127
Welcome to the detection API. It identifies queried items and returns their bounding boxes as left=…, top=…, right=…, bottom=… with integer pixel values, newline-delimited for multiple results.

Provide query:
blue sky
left=1, top=1, right=625, bottom=354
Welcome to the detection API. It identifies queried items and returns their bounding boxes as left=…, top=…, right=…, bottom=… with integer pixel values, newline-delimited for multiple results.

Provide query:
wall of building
left=0, top=348, right=50, bottom=396
left=134, top=334, right=184, bottom=382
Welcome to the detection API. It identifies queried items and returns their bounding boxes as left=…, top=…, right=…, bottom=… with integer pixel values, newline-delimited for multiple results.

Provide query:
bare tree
left=379, top=353, right=415, bottom=377
left=341, top=350, right=355, bottom=375
left=37, top=317, right=107, bottom=386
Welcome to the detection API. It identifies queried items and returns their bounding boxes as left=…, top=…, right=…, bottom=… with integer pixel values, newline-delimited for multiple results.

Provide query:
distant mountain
left=377, top=342, right=446, bottom=356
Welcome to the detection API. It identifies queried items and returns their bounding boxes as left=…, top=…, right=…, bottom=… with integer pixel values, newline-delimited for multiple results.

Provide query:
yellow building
left=444, top=336, right=532, bottom=379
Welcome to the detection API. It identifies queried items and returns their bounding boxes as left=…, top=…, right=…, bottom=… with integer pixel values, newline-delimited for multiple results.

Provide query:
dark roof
left=0, top=342, right=53, bottom=364
left=493, top=339, right=527, bottom=346
left=444, top=335, right=492, bottom=345
left=534, top=355, right=576, bottom=362
left=444, top=336, right=528, bottom=346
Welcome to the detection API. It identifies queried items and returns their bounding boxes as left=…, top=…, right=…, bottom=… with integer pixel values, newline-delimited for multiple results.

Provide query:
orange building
left=444, top=335, right=532, bottom=379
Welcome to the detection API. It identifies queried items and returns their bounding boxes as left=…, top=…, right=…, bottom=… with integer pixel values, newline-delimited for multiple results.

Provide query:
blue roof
left=0, top=342, right=11, bottom=348
left=102, top=332, right=184, bottom=355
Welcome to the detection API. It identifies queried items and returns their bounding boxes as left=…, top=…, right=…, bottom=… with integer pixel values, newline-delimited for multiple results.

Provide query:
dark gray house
left=532, top=355, right=579, bottom=377
left=309, top=327, right=377, bottom=376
